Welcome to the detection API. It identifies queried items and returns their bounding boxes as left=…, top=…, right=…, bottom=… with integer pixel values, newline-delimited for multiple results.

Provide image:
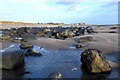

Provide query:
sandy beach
left=0, top=23, right=119, bottom=79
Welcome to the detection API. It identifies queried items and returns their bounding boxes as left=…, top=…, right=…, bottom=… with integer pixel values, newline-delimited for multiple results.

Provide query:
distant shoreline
left=0, top=21, right=118, bottom=26
left=0, top=21, right=118, bottom=29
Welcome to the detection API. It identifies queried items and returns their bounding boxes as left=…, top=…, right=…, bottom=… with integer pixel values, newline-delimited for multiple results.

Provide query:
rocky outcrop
left=81, top=49, right=112, bottom=73
left=1, top=26, right=94, bottom=41
left=20, top=43, right=42, bottom=56
left=0, top=46, right=25, bottom=69
left=55, top=29, right=75, bottom=39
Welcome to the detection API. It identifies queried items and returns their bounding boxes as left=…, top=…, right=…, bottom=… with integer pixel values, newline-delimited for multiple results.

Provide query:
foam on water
left=70, top=46, right=76, bottom=49
left=32, top=46, right=48, bottom=53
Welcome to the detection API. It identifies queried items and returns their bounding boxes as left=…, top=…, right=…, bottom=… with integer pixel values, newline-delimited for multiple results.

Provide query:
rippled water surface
left=25, top=49, right=82, bottom=78
left=1, top=45, right=119, bottom=79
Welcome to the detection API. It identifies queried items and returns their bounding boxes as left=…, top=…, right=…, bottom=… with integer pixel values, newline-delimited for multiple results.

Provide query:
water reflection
left=80, top=67, right=111, bottom=80
left=1, top=45, right=118, bottom=79
left=2, top=65, right=25, bottom=79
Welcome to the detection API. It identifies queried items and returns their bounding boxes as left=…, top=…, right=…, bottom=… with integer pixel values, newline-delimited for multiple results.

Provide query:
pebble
left=71, top=67, right=78, bottom=71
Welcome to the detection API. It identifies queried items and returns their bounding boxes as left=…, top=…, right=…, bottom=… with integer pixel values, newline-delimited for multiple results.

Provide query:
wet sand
left=26, top=33, right=118, bottom=54
left=72, top=33, right=118, bottom=54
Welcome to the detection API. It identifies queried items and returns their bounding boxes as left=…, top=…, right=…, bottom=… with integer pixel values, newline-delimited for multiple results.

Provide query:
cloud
left=72, top=4, right=90, bottom=12
left=55, top=2, right=74, bottom=5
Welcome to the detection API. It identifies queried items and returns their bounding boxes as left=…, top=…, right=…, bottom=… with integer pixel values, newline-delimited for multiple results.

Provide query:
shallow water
left=1, top=45, right=119, bottom=79
left=24, top=49, right=82, bottom=78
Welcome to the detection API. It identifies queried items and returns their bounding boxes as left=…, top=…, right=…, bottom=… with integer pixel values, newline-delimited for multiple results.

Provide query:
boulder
left=76, top=44, right=84, bottom=49
left=75, top=31, right=81, bottom=36
left=67, top=31, right=75, bottom=37
left=81, top=49, right=112, bottom=73
left=20, top=43, right=33, bottom=49
left=81, top=29, right=89, bottom=35
left=55, top=33, right=65, bottom=40
left=56, top=29, right=75, bottom=39
left=36, top=32, right=46, bottom=37
left=22, top=37, right=36, bottom=42
left=0, top=46, right=25, bottom=69
left=44, top=28, right=51, bottom=32
left=79, top=27, right=94, bottom=35
left=110, top=27, right=117, bottom=29
left=86, top=26, right=94, bottom=33
left=45, top=31, right=53, bottom=38
left=0, top=35, right=11, bottom=40
left=22, top=34, right=37, bottom=42
left=9, top=29, right=17, bottom=36
left=10, top=38, right=23, bottom=43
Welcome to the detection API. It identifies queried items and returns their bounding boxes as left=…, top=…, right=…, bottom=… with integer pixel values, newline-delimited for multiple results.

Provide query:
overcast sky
left=0, top=0, right=119, bottom=25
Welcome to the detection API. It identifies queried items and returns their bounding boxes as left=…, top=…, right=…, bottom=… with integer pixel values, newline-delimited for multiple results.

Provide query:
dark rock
left=20, top=43, right=33, bottom=49
left=56, top=29, right=75, bottom=39
left=9, top=28, right=17, bottom=36
left=1, top=46, right=25, bottom=69
left=36, top=32, right=46, bottom=37
left=0, top=34, right=11, bottom=40
left=110, top=27, right=117, bottom=29
left=81, top=49, right=112, bottom=73
left=25, top=49, right=42, bottom=56
left=22, top=34, right=37, bottom=42
left=109, top=31, right=117, bottom=33
left=10, top=38, right=23, bottom=43
left=60, top=29, right=75, bottom=37
left=43, top=28, right=51, bottom=32
left=47, top=72, right=63, bottom=80
left=45, top=31, right=53, bottom=38
left=75, top=31, right=81, bottom=36
left=79, top=27, right=94, bottom=35
left=81, top=29, right=89, bottom=35
left=1, top=27, right=95, bottom=41
left=22, top=37, right=36, bottom=42
left=10, top=39, right=22, bottom=43
left=86, top=26, right=94, bottom=33
left=76, top=44, right=84, bottom=49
